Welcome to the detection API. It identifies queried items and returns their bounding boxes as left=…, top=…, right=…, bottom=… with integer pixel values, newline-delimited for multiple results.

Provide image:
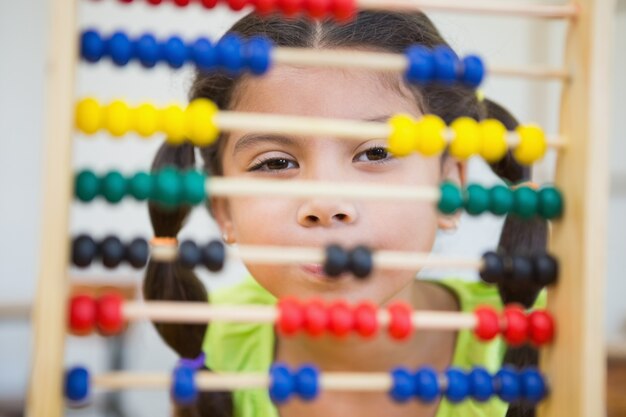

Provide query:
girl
left=144, top=10, right=547, bottom=417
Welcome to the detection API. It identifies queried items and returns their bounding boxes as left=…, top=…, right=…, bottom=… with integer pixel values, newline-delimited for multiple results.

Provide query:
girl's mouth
left=300, top=264, right=348, bottom=280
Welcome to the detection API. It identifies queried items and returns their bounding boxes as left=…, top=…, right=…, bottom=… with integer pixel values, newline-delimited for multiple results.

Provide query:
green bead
left=538, top=187, right=563, bottom=219
left=513, top=186, right=539, bottom=219
left=181, top=170, right=206, bottom=205
left=438, top=182, right=463, bottom=215
left=153, top=167, right=182, bottom=206
left=101, top=171, right=128, bottom=203
left=75, top=170, right=100, bottom=202
left=489, top=185, right=514, bottom=216
left=464, top=184, right=490, bottom=216
left=128, top=172, right=153, bottom=201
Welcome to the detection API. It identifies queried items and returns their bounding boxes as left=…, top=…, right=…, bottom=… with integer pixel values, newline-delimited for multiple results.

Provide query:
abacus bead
left=432, top=46, right=459, bottom=85
left=479, top=119, right=508, bottom=163
left=200, top=0, right=219, bottom=7
left=100, top=236, right=125, bottom=269
left=65, top=367, right=90, bottom=402
left=445, top=368, right=470, bottom=403
left=489, top=185, right=514, bottom=216
left=353, top=301, right=378, bottom=338
left=414, top=367, right=440, bottom=403
left=201, top=240, right=226, bottom=272
left=179, top=240, right=201, bottom=268
left=537, top=187, right=563, bottom=219
left=479, top=251, right=503, bottom=284
left=126, top=237, right=149, bottom=268
left=461, top=54, right=485, bottom=88
left=162, top=36, right=187, bottom=69
left=416, top=115, right=446, bottom=156
left=513, top=186, right=538, bottom=219
left=405, top=45, right=435, bottom=84
left=172, top=366, right=198, bottom=406
left=514, top=124, right=547, bottom=165
left=76, top=170, right=101, bottom=202
left=323, top=244, right=349, bottom=277
left=104, top=100, right=132, bottom=137
left=69, top=294, right=96, bottom=335
left=503, top=305, right=529, bottom=346
left=464, top=184, right=490, bottom=216
left=134, top=103, right=159, bottom=137
left=331, top=0, right=356, bottom=22
left=438, top=182, right=463, bottom=215
left=495, top=367, right=520, bottom=403
left=81, top=30, right=105, bottom=63
left=216, top=34, right=244, bottom=75
left=303, top=299, right=327, bottom=337
left=244, top=36, right=272, bottom=75
left=253, top=0, right=277, bottom=14
left=519, top=368, right=547, bottom=404
left=181, top=170, right=206, bottom=205
left=474, top=306, right=500, bottom=341
left=101, top=171, right=127, bottom=203
left=295, top=364, right=319, bottom=401
left=72, top=234, right=98, bottom=268
left=173, top=0, right=191, bottom=5
left=387, top=302, right=413, bottom=340
left=327, top=301, right=353, bottom=337
left=190, top=37, right=216, bottom=71
left=277, top=0, right=301, bottom=16
left=227, top=0, right=248, bottom=11
left=303, top=0, right=330, bottom=18
left=449, top=117, right=480, bottom=160
left=390, top=367, right=415, bottom=403
left=469, top=367, right=494, bottom=402
left=134, top=33, right=160, bottom=68
left=533, top=253, right=559, bottom=286
left=107, top=32, right=133, bottom=66
left=185, top=98, right=219, bottom=146
left=527, top=310, right=555, bottom=346
left=269, top=363, right=294, bottom=404
left=128, top=172, right=153, bottom=200
left=76, top=97, right=103, bottom=135
left=153, top=167, right=182, bottom=206
left=277, top=298, right=303, bottom=336
left=349, top=245, right=373, bottom=278
left=388, top=114, right=418, bottom=157
left=96, top=292, right=124, bottom=335
left=161, top=105, right=186, bottom=144
left=510, top=255, right=534, bottom=283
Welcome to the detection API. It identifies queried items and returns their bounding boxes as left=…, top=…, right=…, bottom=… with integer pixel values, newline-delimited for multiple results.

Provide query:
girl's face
left=212, top=65, right=463, bottom=305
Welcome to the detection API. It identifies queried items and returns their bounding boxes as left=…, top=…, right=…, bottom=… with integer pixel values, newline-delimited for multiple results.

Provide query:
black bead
left=505, top=255, right=534, bottom=283
left=72, top=234, right=97, bottom=268
left=179, top=240, right=201, bottom=268
left=126, top=238, right=149, bottom=268
left=349, top=245, right=373, bottom=279
left=479, top=251, right=503, bottom=284
left=201, top=240, right=225, bottom=272
left=533, top=253, right=559, bottom=286
left=323, top=244, right=349, bottom=277
left=100, top=236, right=125, bottom=269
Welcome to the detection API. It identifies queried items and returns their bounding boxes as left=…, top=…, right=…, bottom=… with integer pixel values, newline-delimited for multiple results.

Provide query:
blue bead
left=269, top=363, right=294, bottom=404
left=414, top=367, right=440, bottom=403
left=107, top=31, right=134, bottom=66
left=461, top=54, right=485, bottom=88
left=389, top=367, right=415, bottom=403
left=405, top=45, right=435, bottom=84
left=134, top=33, right=160, bottom=68
left=162, top=36, right=188, bottom=69
left=81, top=30, right=105, bottom=63
left=244, top=36, right=272, bottom=75
left=171, top=366, right=197, bottom=406
left=190, top=37, right=217, bottom=72
left=295, top=364, right=319, bottom=401
left=432, top=45, right=459, bottom=85
left=469, top=367, right=494, bottom=402
left=216, top=34, right=244, bottom=75
left=520, top=368, right=547, bottom=404
left=65, top=366, right=90, bottom=403
left=445, top=368, right=470, bottom=403
left=495, top=367, right=521, bottom=403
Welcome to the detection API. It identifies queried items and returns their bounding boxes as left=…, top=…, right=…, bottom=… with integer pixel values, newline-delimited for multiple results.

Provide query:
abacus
left=28, top=1, right=613, bottom=417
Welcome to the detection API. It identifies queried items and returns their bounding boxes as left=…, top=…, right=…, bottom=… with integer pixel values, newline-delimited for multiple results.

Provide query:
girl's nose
left=296, top=200, right=358, bottom=227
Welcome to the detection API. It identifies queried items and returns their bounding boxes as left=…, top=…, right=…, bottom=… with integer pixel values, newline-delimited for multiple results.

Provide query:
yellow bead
left=479, top=119, right=508, bottom=163
left=75, top=98, right=102, bottom=135
left=449, top=117, right=480, bottom=160
left=185, top=99, right=219, bottom=146
left=104, top=100, right=132, bottom=137
left=387, top=114, right=418, bottom=157
left=514, top=124, right=547, bottom=165
left=134, top=103, right=159, bottom=138
left=416, top=114, right=446, bottom=156
left=161, top=104, right=186, bottom=145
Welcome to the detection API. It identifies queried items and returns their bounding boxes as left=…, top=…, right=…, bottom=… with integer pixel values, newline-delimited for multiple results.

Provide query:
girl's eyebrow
left=232, top=134, right=297, bottom=156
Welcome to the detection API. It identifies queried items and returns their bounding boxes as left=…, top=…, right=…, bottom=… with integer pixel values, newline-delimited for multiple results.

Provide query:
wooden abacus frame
left=27, top=0, right=614, bottom=416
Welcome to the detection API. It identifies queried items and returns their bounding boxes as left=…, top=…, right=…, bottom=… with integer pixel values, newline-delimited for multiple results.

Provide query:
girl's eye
left=354, top=146, right=393, bottom=163
left=249, top=157, right=298, bottom=172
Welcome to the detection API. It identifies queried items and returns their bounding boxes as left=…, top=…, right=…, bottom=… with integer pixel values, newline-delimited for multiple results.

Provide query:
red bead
left=227, top=0, right=249, bottom=10
left=96, top=293, right=124, bottom=335
left=353, top=301, right=378, bottom=338
left=330, top=0, right=355, bottom=22
left=277, top=0, right=302, bottom=16
left=118, top=0, right=133, bottom=3
left=69, top=294, right=96, bottom=335
left=277, top=298, right=304, bottom=336
left=303, top=0, right=329, bottom=18
left=146, top=0, right=163, bottom=4
left=303, top=299, right=328, bottom=337
left=502, top=304, right=529, bottom=346
left=474, top=306, right=500, bottom=341
left=387, top=302, right=413, bottom=340
left=327, top=301, right=353, bottom=337
left=199, top=0, right=219, bottom=7
left=528, top=310, right=555, bottom=346
left=172, top=0, right=191, bottom=5
left=252, top=0, right=276, bottom=14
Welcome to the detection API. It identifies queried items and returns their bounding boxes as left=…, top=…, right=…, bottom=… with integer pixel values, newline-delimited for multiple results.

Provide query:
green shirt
left=203, top=277, right=526, bottom=417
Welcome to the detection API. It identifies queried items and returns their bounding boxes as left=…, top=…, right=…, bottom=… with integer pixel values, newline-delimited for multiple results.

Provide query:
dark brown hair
left=145, top=11, right=546, bottom=417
